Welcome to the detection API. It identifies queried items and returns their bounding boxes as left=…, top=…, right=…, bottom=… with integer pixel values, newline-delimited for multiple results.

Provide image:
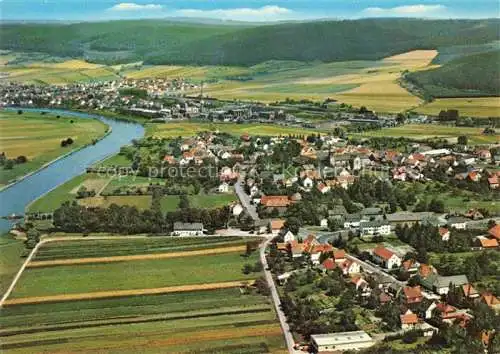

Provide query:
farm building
left=171, top=222, right=204, bottom=236
left=310, top=331, right=375, bottom=352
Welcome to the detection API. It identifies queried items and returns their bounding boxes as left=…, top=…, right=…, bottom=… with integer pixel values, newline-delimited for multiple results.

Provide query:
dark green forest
left=1, top=18, right=499, bottom=66
left=406, top=50, right=500, bottom=98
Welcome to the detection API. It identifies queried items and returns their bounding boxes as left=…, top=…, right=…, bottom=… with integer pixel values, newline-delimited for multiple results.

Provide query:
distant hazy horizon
left=1, top=1, right=498, bottom=22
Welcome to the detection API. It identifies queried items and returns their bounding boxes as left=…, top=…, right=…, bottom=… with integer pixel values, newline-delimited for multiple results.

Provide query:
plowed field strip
left=3, top=280, right=254, bottom=306
left=27, top=245, right=246, bottom=267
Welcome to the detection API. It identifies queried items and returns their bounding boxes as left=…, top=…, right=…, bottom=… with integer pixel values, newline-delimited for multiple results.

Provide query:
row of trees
left=53, top=201, right=230, bottom=234
left=395, top=223, right=475, bottom=254
left=0, top=152, right=28, bottom=170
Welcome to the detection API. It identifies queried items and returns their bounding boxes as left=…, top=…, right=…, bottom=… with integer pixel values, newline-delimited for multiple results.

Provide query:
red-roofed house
left=400, top=310, right=419, bottom=331
left=439, top=227, right=450, bottom=241
left=402, top=286, right=423, bottom=305
left=488, top=224, right=500, bottom=240
left=480, top=293, right=500, bottom=310
left=462, top=284, right=480, bottom=299
left=476, top=236, right=499, bottom=249
left=372, top=245, right=401, bottom=269
left=333, top=249, right=346, bottom=263
left=270, top=219, right=285, bottom=236
left=321, top=258, right=337, bottom=271
left=317, top=182, right=331, bottom=194
left=260, top=196, right=291, bottom=208
left=163, top=155, right=177, bottom=165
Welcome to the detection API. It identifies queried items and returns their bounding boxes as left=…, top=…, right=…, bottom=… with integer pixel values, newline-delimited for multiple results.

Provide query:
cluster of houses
left=273, top=228, right=499, bottom=351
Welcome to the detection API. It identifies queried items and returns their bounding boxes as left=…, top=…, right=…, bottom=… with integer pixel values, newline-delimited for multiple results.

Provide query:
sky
left=1, top=0, right=499, bottom=21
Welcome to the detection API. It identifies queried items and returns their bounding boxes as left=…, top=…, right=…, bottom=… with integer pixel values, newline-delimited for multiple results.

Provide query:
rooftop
left=311, top=331, right=373, bottom=346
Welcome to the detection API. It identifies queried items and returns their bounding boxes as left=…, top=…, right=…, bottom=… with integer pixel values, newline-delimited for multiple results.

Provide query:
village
left=0, top=78, right=404, bottom=128
left=2, top=78, right=499, bottom=354
left=45, top=124, right=500, bottom=352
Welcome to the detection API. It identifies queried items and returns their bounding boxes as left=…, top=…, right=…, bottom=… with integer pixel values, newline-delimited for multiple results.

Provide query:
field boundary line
left=27, top=245, right=246, bottom=267
left=3, top=280, right=255, bottom=306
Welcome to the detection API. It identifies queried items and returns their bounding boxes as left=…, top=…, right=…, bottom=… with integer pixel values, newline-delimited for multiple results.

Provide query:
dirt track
left=27, top=245, right=246, bottom=268
left=3, top=280, right=255, bottom=306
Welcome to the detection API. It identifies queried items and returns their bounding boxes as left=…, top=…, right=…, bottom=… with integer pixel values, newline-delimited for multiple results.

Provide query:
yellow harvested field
left=334, top=80, right=422, bottom=112
left=125, top=65, right=209, bottom=79
left=383, top=50, right=438, bottom=66
left=415, top=97, right=500, bottom=118
left=27, top=245, right=247, bottom=267
left=2, top=280, right=253, bottom=306
left=43, top=59, right=103, bottom=70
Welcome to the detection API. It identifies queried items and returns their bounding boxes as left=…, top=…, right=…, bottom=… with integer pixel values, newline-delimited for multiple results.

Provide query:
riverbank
left=0, top=108, right=145, bottom=232
left=0, top=110, right=110, bottom=191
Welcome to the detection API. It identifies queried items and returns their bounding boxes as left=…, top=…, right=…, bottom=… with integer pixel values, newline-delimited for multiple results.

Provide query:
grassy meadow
left=146, top=121, right=321, bottom=138
left=353, top=123, right=499, bottom=145
left=0, top=111, right=108, bottom=186
left=1, top=236, right=286, bottom=353
left=0, top=58, right=119, bottom=84
left=11, top=251, right=259, bottom=297
left=27, top=172, right=237, bottom=214
left=415, top=97, right=500, bottom=118
left=0, top=235, right=25, bottom=297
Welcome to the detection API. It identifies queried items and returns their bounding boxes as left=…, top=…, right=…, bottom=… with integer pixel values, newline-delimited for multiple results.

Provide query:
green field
left=11, top=251, right=260, bottom=298
left=1, top=236, right=285, bottom=353
left=353, top=123, right=499, bottom=145
left=27, top=171, right=237, bottom=213
left=146, top=121, right=321, bottom=138
left=0, top=235, right=25, bottom=297
left=415, top=97, right=500, bottom=118
left=0, top=111, right=108, bottom=186
left=33, top=236, right=256, bottom=261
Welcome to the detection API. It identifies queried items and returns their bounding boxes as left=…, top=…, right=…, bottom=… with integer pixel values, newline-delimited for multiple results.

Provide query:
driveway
left=234, top=179, right=259, bottom=221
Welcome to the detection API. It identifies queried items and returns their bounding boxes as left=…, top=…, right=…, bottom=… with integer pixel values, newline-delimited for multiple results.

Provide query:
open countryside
left=0, top=111, right=108, bottom=186
left=0, top=13, right=499, bottom=354
left=1, top=237, right=286, bottom=353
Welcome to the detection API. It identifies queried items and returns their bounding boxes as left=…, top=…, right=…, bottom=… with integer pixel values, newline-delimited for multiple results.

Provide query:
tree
left=25, top=228, right=40, bottom=250
left=15, top=155, right=28, bottom=164
left=458, top=135, right=468, bottom=145
left=284, top=217, right=301, bottom=235
left=242, top=264, right=253, bottom=274
left=178, top=195, right=190, bottom=209
left=4, top=159, right=14, bottom=170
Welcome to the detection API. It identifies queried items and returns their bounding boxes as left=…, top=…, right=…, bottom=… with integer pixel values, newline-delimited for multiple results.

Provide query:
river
left=0, top=108, right=145, bottom=232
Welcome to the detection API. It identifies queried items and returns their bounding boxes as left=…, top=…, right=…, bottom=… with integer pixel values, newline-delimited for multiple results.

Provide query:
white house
left=360, top=220, right=391, bottom=236
left=372, top=245, right=402, bottom=269
left=341, top=260, right=361, bottom=276
left=303, top=177, right=314, bottom=189
left=172, top=222, right=204, bottom=236
left=232, top=204, right=244, bottom=217
left=218, top=182, right=230, bottom=193
left=311, top=331, right=375, bottom=353
left=283, top=230, right=296, bottom=243
left=447, top=217, right=468, bottom=230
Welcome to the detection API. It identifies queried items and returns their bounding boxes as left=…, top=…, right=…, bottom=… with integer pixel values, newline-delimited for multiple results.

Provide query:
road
left=234, top=179, right=296, bottom=353
left=260, top=237, right=298, bottom=354
left=234, top=179, right=259, bottom=221
left=346, top=254, right=406, bottom=286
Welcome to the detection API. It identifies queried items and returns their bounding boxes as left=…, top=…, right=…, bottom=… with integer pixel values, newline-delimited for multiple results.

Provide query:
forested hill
left=406, top=50, right=500, bottom=98
left=1, top=18, right=499, bottom=66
